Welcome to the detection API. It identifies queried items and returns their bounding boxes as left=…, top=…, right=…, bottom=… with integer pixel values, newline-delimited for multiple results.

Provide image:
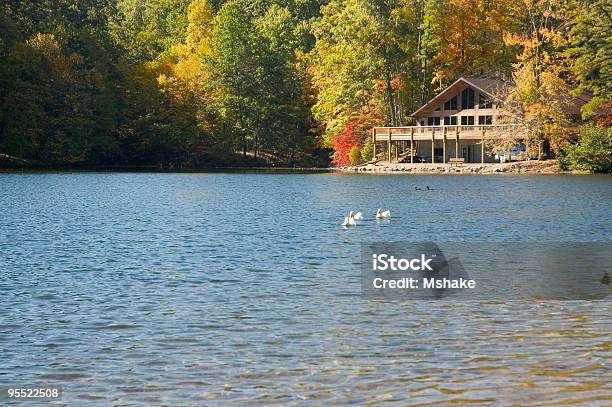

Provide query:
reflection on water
left=0, top=173, right=611, bottom=405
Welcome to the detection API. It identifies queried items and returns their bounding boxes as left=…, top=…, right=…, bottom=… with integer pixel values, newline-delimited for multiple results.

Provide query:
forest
left=0, top=0, right=610, bottom=168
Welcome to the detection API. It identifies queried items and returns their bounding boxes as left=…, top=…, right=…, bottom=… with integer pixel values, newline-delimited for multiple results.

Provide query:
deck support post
left=442, top=127, right=447, bottom=164
left=410, top=128, right=414, bottom=164
left=455, top=128, right=459, bottom=159
left=388, top=131, right=392, bottom=163
left=394, top=141, right=398, bottom=161
left=538, top=139, right=543, bottom=160
left=372, top=128, right=376, bottom=161
left=431, top=128, right=435, bottom=164
left=481, top=128, right=485, bottom=164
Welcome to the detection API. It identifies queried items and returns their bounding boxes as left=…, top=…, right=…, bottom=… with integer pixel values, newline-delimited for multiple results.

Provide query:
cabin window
left=444, top=96, right=458, bottom=110
left=427, top=117, right=440, bottom=125
left=478, top=115, right=492, bottom=125
left=443, top=116, right=457, bottom=125
left=479, top=94, right=492, bottom=109
left=461, top=116, right=474, bottom=125
left=420, top=120, right=425, bottom=126
left=461, top=88, right=475, bottom=109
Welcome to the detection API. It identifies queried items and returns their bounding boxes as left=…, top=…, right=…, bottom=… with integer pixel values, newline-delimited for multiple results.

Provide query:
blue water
left=1, top=172, right=611, bottom=405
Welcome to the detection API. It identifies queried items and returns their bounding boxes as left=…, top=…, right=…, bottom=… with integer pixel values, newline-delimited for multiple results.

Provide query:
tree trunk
left=422, top=33, right=429, bottom=105
left=386, top=67, right=397, bottom=126
left=416, top=0, right=424, bottom=105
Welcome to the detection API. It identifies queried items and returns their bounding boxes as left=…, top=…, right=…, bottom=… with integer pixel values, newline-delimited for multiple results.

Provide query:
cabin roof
left=411, top=76, right=593, bottom=118
left=411, top=76, right=506, bottom=117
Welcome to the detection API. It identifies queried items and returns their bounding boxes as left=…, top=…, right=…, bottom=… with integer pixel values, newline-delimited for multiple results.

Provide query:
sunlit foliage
left=0, top=0, right=610, bottom=167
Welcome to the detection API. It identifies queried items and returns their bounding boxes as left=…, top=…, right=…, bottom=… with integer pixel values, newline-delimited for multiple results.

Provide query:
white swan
left=342, top=210, right=357, bottom=226
left=376, top=208, right=391, bottom=218
left=353, top=211, right=363, bottom=221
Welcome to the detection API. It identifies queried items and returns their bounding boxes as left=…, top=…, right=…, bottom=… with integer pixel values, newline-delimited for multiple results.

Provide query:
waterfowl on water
left=342, top=211, right=357, bottom=227
left=353, top=211, right=363, bottom=221
left=376, top=208, right=391, bottom=218
left=415, top=187, right=421, bottom=191
left=601, top=272, right=610, bottom=285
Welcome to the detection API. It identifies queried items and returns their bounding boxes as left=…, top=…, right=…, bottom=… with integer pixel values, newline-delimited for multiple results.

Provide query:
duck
left=426, top=186, right=433, bottom=190
left=342, top=211, right=357, bottom=226
left=353, top=211, right=363, bottom=221
left=376, top=208, right=391, bottom=218
left=415, top=187, right=421, bottom=191
left=601, top=272, right=610, bottom=285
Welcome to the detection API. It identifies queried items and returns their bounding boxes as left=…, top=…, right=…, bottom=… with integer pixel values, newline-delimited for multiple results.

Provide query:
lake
left=1, top=172, right=611, bottom=405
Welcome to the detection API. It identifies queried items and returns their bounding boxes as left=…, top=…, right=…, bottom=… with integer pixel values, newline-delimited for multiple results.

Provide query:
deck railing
left=373, top=124, right=518, bottom=141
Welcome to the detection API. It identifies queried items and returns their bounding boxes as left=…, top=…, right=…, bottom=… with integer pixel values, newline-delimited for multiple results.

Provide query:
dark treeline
left=0, top=0, right=326, bottom=167
left=0, top=1, right=610, bottom=168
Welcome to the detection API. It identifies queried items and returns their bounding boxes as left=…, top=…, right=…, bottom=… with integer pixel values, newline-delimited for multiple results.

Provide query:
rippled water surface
left=1, top=172, right=611, bottom=405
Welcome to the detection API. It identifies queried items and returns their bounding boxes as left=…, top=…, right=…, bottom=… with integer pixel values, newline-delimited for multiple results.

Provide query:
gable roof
left=411, top=77, right=506, bottom=118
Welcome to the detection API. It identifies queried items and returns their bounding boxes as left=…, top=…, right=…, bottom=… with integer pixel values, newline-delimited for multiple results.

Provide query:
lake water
left=1, top=172, right=611, bottom=405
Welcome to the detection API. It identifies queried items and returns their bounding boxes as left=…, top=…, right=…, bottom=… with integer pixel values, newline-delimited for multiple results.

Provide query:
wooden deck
left=372, top=124, right=519, bottom=164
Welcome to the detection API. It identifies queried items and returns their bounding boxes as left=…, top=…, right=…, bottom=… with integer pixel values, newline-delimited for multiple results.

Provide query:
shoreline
left=0, top=166, right=336, bottom=174
left=0, top=160, right=603, bottom=175
left=339, top=159, right=574, bottom=175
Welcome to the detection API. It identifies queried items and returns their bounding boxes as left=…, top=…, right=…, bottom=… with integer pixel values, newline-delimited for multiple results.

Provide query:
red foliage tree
left=332, top=122, right=361, bottom=166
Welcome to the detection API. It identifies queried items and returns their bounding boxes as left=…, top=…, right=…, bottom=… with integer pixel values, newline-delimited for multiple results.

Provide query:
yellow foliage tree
left=431, top=0, right=523, bottom=83
left=498, top=0, right=573, bottom=156
left=150, top=0, right=216, bottom=134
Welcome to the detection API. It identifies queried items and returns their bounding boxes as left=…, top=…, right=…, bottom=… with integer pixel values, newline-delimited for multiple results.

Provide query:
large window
left=461, top=88, right=475, bottom=109
left=479, top=94, right=492, bottom=109
left=461, top=116, right=474, bottom=125
left=427, top=117, right=441, bottom=125
left=478, top=115, right=492, bottom=125
left=444, top=96, right=458, bottom=110
left=443, top=116, right=457, bottom=125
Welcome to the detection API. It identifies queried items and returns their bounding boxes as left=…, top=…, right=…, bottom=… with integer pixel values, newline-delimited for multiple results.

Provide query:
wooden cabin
left=373, top=77, right=509, bottom=164
left=372, top=76, right=593, bottom=164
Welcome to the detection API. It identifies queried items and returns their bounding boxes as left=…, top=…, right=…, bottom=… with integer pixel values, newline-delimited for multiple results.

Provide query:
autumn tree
left=564, top=0, right=612, bottom=118
left=332, top=122, right=361, bottom=166
left=310, top=0, right=408, bottom=163
left=426, top=0, right=522, bottom=85
left=500, top=0, right=573, bottom=155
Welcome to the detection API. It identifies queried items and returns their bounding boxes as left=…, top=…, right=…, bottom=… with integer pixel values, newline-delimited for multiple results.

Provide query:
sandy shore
left=340, top=159, right=565, bottom=174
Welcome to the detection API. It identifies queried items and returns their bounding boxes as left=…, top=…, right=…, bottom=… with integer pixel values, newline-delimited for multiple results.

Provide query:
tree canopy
left=0, top=0, right=610, bottom=167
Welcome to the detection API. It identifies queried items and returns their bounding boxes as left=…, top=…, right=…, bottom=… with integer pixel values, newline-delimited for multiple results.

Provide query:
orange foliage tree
left=332, top=122, right=361, bottom=166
